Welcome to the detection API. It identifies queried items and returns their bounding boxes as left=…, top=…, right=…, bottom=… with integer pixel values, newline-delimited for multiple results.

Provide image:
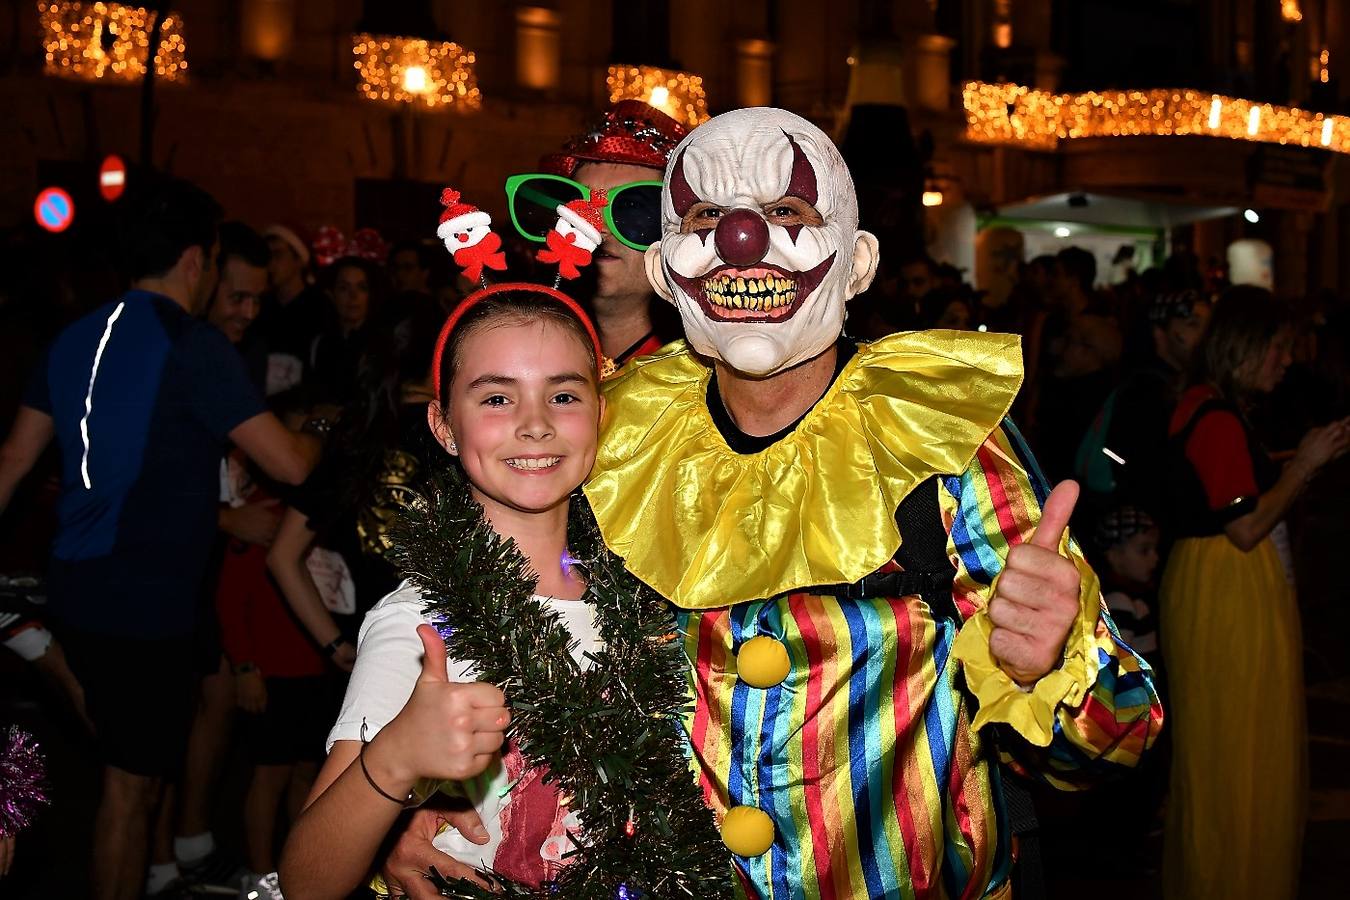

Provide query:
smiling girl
left=277, top=289, right=607, bottom=898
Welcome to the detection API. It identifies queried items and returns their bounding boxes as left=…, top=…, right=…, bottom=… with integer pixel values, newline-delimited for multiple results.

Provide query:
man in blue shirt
left=0, top=176, right=318, bottom=900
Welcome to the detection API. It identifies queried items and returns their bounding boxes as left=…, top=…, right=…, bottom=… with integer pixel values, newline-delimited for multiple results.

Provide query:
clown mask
left=645, top=108, right=879, bottom=377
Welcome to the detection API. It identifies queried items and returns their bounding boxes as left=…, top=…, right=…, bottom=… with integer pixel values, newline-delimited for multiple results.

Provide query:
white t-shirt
left=327, top=581, right=600, bottom=879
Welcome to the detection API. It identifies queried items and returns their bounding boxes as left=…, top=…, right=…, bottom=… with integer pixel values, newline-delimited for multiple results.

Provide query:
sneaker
left=181, top=852, right=249, bottom=895
left=238, top=872, right=284, bottom=900
left=143, top=877, right=199, bottom=900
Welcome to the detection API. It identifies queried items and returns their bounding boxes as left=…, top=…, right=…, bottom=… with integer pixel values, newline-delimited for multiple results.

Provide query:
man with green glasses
left=508, top=100, right=688, bottom=367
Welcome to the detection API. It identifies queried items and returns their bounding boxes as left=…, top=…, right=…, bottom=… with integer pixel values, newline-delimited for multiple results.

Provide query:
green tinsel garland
left=390, top=466, right=733, bottom=900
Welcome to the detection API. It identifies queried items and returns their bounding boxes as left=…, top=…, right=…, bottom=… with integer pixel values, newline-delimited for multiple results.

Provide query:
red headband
left=430, top=282, right=605, bottom=399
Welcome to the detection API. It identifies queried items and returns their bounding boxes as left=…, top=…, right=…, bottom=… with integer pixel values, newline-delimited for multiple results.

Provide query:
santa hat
left=438, top=188, right=483, bottom=225
left=555, top=190, right=608, bottom=246
left=262, top=223, right=311, bottom=267
left=437, top=188, right=491, bottom=239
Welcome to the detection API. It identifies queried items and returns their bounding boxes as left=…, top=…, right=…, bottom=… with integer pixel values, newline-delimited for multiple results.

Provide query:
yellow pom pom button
left=721, top=805, right=775, bottom=857
left=736, top=635, right=790, bottom=688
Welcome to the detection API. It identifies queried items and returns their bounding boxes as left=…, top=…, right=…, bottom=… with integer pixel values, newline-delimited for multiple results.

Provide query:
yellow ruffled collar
left=584, top=330, right=1024, bottom=609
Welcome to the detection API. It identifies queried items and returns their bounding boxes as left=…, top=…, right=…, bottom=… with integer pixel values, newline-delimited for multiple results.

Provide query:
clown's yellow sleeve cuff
left=952, top=530, right=1102, bottom=748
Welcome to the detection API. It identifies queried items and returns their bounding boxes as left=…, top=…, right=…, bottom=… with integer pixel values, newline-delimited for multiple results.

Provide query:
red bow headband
left=429, top=283, right=605, bottom=397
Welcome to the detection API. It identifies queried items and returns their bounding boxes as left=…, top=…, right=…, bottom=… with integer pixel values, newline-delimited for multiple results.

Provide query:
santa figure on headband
left=538, top=189, right=608, bottom=281
left=436, top=189, right=506, bottom=284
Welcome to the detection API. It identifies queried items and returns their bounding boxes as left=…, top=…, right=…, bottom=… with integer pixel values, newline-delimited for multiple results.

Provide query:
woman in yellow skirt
left=1161, top=286, right=1350, bottom=900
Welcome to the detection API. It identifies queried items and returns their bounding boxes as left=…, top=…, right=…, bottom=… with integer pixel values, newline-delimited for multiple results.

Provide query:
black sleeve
left=288, top=450, right=342, bottom=533
left=178, top=324, right=266, bottom=439
left=19, top=348, right=52, bottom=415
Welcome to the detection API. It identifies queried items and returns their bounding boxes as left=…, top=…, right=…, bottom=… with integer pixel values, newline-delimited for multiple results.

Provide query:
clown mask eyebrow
left=673, top=131, right=825, bottom=241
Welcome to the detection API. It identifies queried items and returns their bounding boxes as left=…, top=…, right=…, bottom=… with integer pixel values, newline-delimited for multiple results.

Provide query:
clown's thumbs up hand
left=987, top=481, right=1083, bottom=687
left=375, top=625, right=511, bottom=784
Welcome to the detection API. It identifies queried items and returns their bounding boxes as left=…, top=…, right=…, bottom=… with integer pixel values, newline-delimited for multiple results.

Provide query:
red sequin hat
left=541, top=100, right=689, bottom=176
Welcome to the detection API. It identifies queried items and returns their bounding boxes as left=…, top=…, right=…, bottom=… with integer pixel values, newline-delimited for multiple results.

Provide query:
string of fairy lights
left=351, top=33, right=481, bottom=110
left=606, top=65, right=710, bottom=128
left=31, top=0, right=1344, bottom=154
left=963, top=81, right=1350, bottom=156
left=40, top=1, right=186, bottom=83
left=36, top=0, right=712, bottom=122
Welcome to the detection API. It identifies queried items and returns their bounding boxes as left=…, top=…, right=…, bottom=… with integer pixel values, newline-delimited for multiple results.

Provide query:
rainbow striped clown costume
left=584, top=109, right=1162, bottom=899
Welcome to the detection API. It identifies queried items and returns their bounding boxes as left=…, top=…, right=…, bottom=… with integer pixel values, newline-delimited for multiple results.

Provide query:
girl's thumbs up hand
left=377, top=625, right=511, bottom=784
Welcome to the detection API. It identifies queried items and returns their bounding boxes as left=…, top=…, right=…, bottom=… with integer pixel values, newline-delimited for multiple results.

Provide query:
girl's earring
left=449, top=440, right=458, bottom=454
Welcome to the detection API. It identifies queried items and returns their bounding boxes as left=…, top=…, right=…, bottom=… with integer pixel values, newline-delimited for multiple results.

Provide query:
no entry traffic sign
left=99, top=155, right=127, bottom=202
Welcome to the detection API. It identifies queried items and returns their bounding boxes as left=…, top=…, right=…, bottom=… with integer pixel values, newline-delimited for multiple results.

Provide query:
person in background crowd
left=1021, top=251, right=1091, bottom=425
left=205, top=222, right=270, bottom=390
left=1161, top=285, right=1350, bottom=900
left=307, top=256, right=387, bottom=406
left=1035, top=312, right=1123, bottom=484
left=538, top=100, right=686, bottom=367
left=933, top=261, right=966, bottom=295
left=146, top=221, right=278, bottom=896
left=898, top=253, right=939, bottom=311
left=267, top=300, right=441, bottom=674
left=1086, top=503, right=1166, bottom=872
left=1087, top=290, right=1211, bottom=522
left=257, top=224, right=330, bottom=397
left=1095, top=505, right=1162, bottom=668
left=215, top=401, right=330, bottom=900
left=387, top=239, right=435, bottom=296
left=855, top=253, right=939, bottom=338
left=0, top=175, right=318, bottom=900
left=918, top=286, right=976, bottom=331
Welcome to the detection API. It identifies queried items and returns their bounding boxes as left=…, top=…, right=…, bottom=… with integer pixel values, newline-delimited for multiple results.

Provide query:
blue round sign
left=34, top=187, right=75, bottom=233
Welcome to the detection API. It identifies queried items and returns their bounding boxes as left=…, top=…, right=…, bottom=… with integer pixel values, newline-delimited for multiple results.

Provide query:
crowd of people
left=0, top=98, right=1342, bottom=900
left=854, top=237, right=1350, bottom=897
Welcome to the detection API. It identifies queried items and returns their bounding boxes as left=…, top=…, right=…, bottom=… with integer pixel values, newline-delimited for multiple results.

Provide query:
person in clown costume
left=378, top=108, right=1162, bottom=900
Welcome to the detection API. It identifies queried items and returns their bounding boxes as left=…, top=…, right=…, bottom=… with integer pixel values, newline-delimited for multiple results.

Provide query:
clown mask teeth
left=671, top=257, right=833, bottom=324
left=705, top=270, right=798, bottom=315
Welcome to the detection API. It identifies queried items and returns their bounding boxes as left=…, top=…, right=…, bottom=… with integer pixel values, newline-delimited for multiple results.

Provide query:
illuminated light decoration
left=515, top=5, right=561, bottom=91
left=1281, top=1, right=1302, bottom=23
left=993, top=0, right=1013, bottom=49
left=962, top=82, right=1350, bottom=155
left=1319, top=48, right=1330, bottom=85
left=922, top=175, right=944, bottom=207
left=351, top=33, right=480, bottom=110
left=606, top=64, right=709, bottom=129
left=402, top=64, right=427, bottom=93
left=40, top=1, right=188, bottom=83
left=1053, top=225, right=1071, bottom=238
left=99, top=154, right=126, bottom=201
left=1244, top=208, right=1260, bottom=224
left=34, top=187, right=75, bottom=232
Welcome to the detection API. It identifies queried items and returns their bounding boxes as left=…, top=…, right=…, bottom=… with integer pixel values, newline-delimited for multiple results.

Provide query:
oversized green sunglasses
left=504, top=173, right=664, bottom=253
